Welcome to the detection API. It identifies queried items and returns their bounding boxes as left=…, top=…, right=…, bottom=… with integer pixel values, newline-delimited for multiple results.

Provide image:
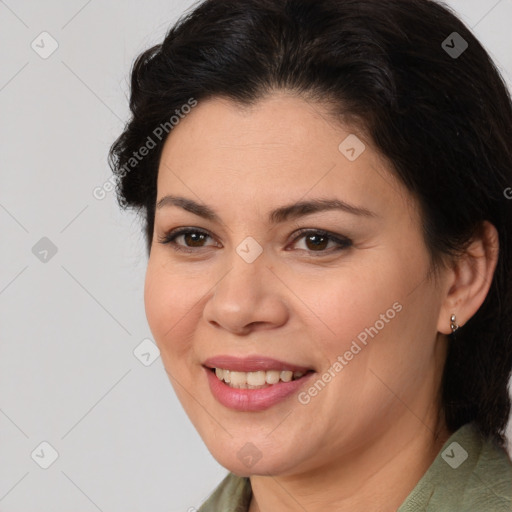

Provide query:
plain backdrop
left=1, top=1, right=511, bottom=510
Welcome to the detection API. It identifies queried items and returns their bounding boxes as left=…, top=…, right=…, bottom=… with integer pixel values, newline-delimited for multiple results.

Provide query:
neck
left=248, top=416, right=452, bottom=512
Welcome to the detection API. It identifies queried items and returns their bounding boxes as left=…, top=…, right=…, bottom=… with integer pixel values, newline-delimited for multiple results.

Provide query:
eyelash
left=157, top=227, right=352, bottom=257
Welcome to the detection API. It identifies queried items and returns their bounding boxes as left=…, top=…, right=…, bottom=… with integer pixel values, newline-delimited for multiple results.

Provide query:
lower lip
left=205, top=367, right=315, bottom=411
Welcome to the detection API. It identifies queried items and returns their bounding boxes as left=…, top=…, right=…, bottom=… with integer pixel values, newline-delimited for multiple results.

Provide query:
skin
left=144, top=92, right=499, bottom=511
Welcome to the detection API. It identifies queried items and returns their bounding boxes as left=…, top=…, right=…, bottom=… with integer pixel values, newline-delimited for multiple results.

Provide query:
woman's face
left=144, top=93, right=450, bottom=476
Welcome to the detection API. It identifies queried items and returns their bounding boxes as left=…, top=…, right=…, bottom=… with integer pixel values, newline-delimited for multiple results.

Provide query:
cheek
left=311, top=263, right=401, bottom=343
left=308, top=250, right=430, bottom=386
left=143, top=259, right=200, bottom=360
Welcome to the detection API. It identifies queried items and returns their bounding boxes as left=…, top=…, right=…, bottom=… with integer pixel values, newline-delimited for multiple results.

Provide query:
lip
left=203, top=359, right=316, bottom=412
left=203, top=355, right=313, bottom=373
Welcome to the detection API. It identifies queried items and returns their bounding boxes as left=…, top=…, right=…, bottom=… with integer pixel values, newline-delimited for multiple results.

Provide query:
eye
left=157, top=228, right=218, bottom=253
left=288, top=229, right=352, bottom=256
left=157, top=227, right=352, bottom=256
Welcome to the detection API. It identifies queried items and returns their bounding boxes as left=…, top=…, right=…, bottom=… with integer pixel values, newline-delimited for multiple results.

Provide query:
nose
left=202, top=252, right=289, bottom=335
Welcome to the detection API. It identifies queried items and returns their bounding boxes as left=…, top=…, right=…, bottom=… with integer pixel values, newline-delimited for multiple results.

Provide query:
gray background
left=1, top=1, right=511, bottom=510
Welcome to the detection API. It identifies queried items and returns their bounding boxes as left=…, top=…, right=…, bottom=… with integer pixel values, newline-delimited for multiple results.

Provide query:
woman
left=109, top=0, right=512, bottom=509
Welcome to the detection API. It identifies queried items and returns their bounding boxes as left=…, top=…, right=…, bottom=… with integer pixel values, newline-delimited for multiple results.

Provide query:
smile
left=202, top=355, right=316, bottom=411
left=213, top=368, right=308, bottom=389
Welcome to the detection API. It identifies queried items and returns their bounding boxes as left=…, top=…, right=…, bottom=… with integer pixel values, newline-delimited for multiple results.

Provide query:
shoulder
left=197, top=472, right=252, bottom=512
left=399, top=422, right=512, bottom=512
left=464, top=425, right=512, bottom=510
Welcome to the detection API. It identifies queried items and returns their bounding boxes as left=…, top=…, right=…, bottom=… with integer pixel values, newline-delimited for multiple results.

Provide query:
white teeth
left=247, top=371, right=266, bottom=386
left=280, top=370, right=293, bottom=382
left=229, top=371, right=247, bottom=387
left=266, top=370, right=281, bottom=384
left=213, top=368, right=307, bottom=388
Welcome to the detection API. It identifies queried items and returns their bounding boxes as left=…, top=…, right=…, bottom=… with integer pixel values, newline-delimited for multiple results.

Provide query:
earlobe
left=437, top=221, right=499, bottom=335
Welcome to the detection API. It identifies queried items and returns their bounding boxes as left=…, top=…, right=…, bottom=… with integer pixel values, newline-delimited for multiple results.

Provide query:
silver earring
left=450, top=314, right=459, bottom=333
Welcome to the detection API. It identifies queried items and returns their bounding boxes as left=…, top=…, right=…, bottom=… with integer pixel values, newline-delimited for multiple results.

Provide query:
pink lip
left=203, top=355, right=313, bottom=373
left=204, top=366, right=315, bottom=412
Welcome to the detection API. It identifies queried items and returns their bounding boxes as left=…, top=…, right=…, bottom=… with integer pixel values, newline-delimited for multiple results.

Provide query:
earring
left=450, top=314, right=459, bottom=333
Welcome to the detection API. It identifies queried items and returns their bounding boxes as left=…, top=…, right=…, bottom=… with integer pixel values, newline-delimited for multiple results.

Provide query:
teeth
left=280, top=370, right=293, bottom=383
left=247, top=371, right=266, bottom=386
left=213, top=368, right=306, bottom=388
left=229, top=371, right=247, bottom=387
left=266, top=370, right=280, bottom=384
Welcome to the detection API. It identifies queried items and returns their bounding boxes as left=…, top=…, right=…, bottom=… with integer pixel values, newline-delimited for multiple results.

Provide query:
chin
left=205, top=436, right=303, bottom=477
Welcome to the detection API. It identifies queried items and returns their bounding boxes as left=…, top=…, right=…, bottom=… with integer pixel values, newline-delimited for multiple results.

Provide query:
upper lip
left=203, top=355, right=314, bottom=373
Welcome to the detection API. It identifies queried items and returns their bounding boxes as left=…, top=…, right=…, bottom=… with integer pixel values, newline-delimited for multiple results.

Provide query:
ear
left=437, top=221, right=499, bottom=335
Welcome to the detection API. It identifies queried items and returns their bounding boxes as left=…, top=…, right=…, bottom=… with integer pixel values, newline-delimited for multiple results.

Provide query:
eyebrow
left=156, top=195, right=376, bottom=224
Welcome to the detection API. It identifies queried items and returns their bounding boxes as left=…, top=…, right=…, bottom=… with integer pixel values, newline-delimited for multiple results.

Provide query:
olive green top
left=197, top=422, right=512, bottom=511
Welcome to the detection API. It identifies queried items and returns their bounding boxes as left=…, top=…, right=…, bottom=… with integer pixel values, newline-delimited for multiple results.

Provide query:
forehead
left=161, top=93, right=347, bottom=156
left=156, top=93, right=415, bottom=223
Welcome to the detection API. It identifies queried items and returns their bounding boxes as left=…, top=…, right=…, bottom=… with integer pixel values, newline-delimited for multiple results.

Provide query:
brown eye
left=302, top=233, right=330, bottom=251
left=158, top=228, right=218, bottom=253
left=180, top=231, right=209, bottom=247
left=290, top=229, right=352, bottom=255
